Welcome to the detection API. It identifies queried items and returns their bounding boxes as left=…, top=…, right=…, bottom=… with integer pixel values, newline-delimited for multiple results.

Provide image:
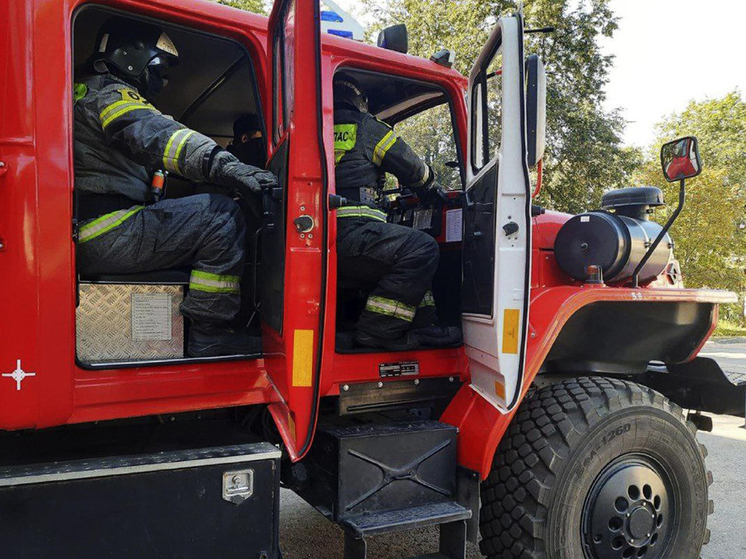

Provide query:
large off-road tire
left=479, top=377, right=712, bottom=559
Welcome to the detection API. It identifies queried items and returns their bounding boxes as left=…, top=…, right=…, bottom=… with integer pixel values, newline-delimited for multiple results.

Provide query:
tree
left=213, top=0, right=266, bottom=15
left=637, top=91, right=746, bottom=323
left=360, top=0, right=639, bottom=213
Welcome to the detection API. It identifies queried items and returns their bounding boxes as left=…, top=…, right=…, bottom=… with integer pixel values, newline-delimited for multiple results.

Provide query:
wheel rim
left=582, top=455, right=674, bottom=559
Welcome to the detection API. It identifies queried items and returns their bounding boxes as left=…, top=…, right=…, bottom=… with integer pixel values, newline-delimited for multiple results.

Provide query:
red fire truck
left=0, top=1, right=741, bottom=558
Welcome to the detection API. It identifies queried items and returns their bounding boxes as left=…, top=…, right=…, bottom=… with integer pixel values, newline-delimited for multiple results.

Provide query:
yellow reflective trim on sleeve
left=502, top=308, right=520, bottom=354
left=292, top=329, right=314, bottom=387
left=163, top=130, right=179, bottom=172
left=99, top=100, right=131, bottom=120
left=101, top=102, right=157, bottom=129
left=163, top=129, right=196, bottom=174
left=173, top=130, right=195, bottom=173
left=372, top=130, right=398, bottom=166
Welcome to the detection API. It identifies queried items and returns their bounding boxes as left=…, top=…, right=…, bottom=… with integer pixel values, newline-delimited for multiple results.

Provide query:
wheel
left=479, top=377, right=712, bottom=559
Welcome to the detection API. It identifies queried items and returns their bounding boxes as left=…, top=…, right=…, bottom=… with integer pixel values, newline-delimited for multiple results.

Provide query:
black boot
left=188, top=322, right=262, bottom=357
left=354, top=330, right=421, bottom=351
left=412, top=325, right=462, bottom=347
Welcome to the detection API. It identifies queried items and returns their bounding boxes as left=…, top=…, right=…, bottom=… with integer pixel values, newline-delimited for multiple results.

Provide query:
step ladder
left=295, top=419, right=476, bottom=559
left=342, top=501, right=471, bottom=559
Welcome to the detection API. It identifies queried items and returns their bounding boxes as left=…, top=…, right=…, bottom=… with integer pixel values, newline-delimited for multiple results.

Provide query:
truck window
left=472, top=48, right=503, bottom=171
left=393, top=101, right=461, bottom=190
left=273, top=0, right=296, bottom=141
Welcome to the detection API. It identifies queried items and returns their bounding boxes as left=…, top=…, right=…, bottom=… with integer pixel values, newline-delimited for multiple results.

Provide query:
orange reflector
left=292, top=329, right=314, bottom=387
left=502, top=309, right=520, bottom=354
left=494, top=380, right=506, bottom=401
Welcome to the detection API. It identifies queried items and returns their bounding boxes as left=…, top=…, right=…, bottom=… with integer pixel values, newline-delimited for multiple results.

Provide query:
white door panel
left=462, top=14, right=531, bottom=413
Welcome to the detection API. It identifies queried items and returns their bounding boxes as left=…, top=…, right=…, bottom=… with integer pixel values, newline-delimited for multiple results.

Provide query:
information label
left=131, top=293, right=173, bottom=341
left=445, top=209, right=463, bottom=242
left=379, top=361, right=420, bottom=378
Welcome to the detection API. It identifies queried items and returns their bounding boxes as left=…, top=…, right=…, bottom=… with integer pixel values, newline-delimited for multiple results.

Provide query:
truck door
left=264, top=0, right=328, bottom=459
left=461, top=14, right=531, bottom=412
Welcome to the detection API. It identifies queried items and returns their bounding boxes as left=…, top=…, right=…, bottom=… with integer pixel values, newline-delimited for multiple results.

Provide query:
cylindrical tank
left=554, top=211, right=672, bottom=284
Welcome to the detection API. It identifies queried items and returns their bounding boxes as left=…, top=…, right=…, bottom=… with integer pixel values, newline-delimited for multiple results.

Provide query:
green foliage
left=360, top=0, right=638, bottom=213
left=213, top=0, right=267, bottom=15
left=713, top=319, right=746, bottom=338
left=637, top=92, right=746, bottom=323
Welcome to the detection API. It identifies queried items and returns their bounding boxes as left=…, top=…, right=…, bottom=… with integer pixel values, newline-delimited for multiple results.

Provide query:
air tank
left=554, top=187, right=673, bottom=284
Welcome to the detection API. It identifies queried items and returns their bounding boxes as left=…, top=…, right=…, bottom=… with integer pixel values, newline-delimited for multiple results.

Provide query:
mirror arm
left=631, top=178, right=685, bottom=288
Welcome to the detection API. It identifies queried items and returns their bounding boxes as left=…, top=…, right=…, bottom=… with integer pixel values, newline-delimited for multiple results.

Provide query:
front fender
left=441, top=286, right=737, bottom=479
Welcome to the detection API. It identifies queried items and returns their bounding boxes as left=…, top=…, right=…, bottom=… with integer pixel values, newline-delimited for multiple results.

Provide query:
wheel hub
left=582, top=456, right=672, bottom=559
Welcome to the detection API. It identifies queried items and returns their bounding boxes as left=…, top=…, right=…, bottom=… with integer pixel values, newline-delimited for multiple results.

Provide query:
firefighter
left=333, top=75, right=461, bottom=350
left=74, top=17, right=277, bottom=357
left=228, top=114, right=266, bottom=168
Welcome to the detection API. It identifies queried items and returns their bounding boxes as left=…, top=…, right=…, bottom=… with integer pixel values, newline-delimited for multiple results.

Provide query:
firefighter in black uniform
left=334, top=75, right=461, bottom=350
left=74, top=18, right=277, bottom=357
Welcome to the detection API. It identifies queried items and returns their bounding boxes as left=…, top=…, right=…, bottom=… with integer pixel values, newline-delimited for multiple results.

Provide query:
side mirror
left=525, top=54, right=546, bottom=167
left=377, top=24, right=408, bottom=54
left=661, top=136, right=702, bottom=182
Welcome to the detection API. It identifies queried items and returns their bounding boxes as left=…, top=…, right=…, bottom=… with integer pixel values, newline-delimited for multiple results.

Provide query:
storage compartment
left=76, top=283, right=185, bottom=364
left=298, top=420, right=458, bottom=522
left=0, top=443, right=281, bottom=559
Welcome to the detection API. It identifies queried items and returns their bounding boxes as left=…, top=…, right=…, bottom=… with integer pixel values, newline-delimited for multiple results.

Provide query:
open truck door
left=461, top=14, right=532, bottom=412
left=263, top=0, right=328, bottom=460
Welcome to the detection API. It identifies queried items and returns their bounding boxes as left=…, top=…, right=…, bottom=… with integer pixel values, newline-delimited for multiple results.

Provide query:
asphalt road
left=280, top=339, right=746, bottom=559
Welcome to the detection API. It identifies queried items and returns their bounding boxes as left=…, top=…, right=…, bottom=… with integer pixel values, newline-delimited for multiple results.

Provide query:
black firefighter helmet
left=333, top=74, right=369, bottom=113
left=92, top=17, right=180, bottom=99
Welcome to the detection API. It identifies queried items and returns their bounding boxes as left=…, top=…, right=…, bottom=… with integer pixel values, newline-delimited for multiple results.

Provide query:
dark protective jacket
left=334, top=109, right=432, bottom=210
left=74, top=74, right=222, bottom=202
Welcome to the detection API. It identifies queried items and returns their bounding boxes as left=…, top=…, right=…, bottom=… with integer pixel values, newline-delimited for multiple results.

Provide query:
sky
left=330, top=0, right=746, bottom=149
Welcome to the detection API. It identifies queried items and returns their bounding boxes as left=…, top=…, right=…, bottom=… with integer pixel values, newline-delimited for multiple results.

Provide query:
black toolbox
left=0, top=443, right=281, bottom=559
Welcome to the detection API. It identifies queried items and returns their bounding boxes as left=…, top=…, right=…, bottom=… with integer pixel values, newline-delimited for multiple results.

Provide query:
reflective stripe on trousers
left=365, top=295, right=417, bottom=322
left=78, top=206, right=144, bottom=244
left=189, top=270, right=241, bottom=294
left=336, top=205, right=387, bottom=222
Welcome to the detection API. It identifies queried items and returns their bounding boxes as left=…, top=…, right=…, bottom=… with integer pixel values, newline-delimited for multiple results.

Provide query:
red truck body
left=0, top=0, right=735, bottom=482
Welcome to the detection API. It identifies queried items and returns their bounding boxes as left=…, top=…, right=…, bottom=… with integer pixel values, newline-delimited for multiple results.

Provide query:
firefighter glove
left=210, top=150, right=278, bottom=196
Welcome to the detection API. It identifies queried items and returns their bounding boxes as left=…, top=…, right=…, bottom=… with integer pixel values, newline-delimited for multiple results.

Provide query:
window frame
left=470, top=38, right=503, bottom=174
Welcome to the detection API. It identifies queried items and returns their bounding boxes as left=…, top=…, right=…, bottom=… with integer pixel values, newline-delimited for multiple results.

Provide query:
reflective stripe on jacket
left=333, top=109, right=431, bottom=208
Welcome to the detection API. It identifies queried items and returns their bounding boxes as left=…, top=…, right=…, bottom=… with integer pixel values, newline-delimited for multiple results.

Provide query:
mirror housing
left=525, top=54, right=546, bottom=167
left=661, top=136, right=702, bottom=182
left=377, top=24, right=408, bottom=54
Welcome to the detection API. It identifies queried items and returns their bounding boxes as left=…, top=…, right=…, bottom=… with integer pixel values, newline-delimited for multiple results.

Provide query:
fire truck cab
left=0, top=1, right=740, bottom=558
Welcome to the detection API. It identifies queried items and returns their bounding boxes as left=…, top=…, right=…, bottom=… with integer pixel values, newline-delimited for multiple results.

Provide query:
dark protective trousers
left=78, top=194, right=246, bottom=325
left=337, top=217, right=439, bottom=339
